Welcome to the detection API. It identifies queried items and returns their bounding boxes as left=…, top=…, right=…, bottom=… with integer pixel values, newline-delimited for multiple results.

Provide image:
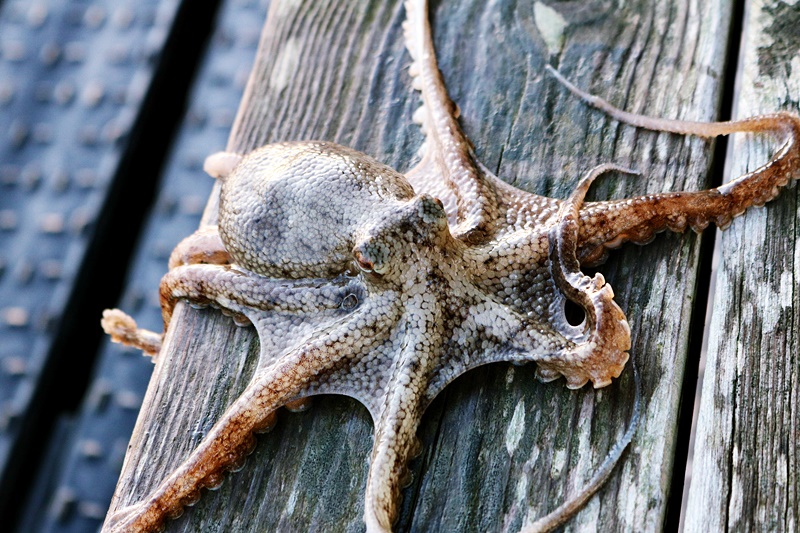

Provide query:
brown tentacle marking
left=545, top=66, right=800, bottom=265
left=545, top=164, right=636, bottom=388
left=100, top=229, right=233, bottom=360
left=106, top=391, right=279, bottom=532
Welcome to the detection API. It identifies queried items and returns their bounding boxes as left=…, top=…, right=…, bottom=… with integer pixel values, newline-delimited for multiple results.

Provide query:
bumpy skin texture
left=101, top=0, right=800, bottom=532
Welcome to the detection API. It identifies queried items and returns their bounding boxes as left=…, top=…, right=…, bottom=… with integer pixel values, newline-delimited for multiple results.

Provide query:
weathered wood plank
left=106, top=0, right=738, bottom=531
left=685, top=0, right=800, bottom=530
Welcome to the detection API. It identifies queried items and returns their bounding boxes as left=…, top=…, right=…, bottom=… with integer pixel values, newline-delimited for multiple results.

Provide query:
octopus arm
left=545, top=66, right=800, bottom=265
left=104, top=294, right=398, bottom=533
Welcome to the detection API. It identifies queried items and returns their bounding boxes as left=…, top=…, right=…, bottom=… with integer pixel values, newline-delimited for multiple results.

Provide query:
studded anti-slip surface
left=0, top=0, right=184, bottom=492
left=11, top=1, right=268, bottom=531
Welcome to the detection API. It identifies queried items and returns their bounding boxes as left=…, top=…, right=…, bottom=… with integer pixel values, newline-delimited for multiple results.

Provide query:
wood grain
left=684, top=0, right=800, bottom=530
left=106, top=0, right=743, bottom=530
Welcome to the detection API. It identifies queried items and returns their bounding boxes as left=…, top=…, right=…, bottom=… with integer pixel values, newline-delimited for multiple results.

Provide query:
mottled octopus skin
left=100, top=0, right=800, bottom=532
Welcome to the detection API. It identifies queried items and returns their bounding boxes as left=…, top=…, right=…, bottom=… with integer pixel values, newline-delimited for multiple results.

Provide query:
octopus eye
left=354, top=250, right=374, bottom=272
left=353, top=247, right=387, bottom=276
left=434, top=197, right=444, bottom=209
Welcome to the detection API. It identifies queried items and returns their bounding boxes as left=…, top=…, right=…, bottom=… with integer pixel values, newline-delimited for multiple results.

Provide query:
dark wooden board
left=107, top=0, right=741, bottom=531
left=684, top=0, right=800, bottom=530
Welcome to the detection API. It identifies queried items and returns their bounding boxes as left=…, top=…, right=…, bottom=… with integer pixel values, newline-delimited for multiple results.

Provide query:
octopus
left=100, top=0, right=800, bottom=531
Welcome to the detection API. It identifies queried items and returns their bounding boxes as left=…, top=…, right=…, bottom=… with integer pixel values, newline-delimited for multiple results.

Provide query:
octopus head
left=352, top=194, right=451, bottom=284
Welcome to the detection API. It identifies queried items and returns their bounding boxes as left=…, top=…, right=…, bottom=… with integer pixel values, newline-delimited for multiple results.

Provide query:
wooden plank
left=684, top=0, right=800, bottom=530
left=105, top=0, right=738, bottom=531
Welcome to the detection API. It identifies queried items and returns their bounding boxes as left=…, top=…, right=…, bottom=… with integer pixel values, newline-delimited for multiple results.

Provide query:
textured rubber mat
left=0, top=0, right=185, bottom=490
left=14, top=0, right=269, bottom=531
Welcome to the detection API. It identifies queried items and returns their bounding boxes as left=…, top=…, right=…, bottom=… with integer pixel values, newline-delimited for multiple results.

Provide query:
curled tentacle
left=546, top=65, right=800, bottom=265
left=102, top=227, right=233, bottom=359
left=546, top=164, right=637, bottom=388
